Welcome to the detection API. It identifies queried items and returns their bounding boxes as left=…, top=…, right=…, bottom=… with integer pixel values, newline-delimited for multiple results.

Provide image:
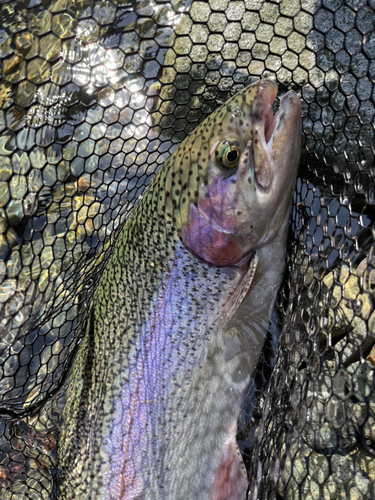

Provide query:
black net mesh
left=0, top=0, right=374, bottom=498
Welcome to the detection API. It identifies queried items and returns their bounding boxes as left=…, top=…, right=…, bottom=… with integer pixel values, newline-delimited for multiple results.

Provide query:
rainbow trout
left=58, top=80, right=301, bottom=499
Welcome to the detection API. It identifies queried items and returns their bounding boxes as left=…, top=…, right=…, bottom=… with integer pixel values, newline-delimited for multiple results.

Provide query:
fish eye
left=215, top=139, right=241, bottom=169
left=223, top=146, right=240, bottom=168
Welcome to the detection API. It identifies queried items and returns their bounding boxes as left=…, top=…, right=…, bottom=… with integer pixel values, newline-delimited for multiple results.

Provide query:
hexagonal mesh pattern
left=0, top=0, right=374, bottom=498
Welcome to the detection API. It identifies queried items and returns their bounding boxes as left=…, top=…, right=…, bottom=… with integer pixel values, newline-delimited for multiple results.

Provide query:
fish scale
left=59, top=226, right=241, bottom=498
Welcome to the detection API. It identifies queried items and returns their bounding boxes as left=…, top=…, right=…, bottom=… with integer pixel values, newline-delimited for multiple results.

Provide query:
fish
left=57, top=79, right=301, bottom=499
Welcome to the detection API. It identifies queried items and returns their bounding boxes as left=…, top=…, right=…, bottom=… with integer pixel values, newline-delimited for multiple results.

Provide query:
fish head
left=160, top=79, right=301, bottom=266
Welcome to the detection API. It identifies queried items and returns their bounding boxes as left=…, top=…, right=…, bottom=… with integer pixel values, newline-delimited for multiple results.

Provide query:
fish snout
left=247, top=84, right=301, bottom=195
left=270, top=90, right=302, bottom=183
left=252, top=81, right=277, bottom=118
left=248, top=81, right=279, bottom=192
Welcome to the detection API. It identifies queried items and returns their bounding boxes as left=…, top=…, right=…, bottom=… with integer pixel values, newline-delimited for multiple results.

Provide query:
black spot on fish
left=248, top=177, right=252, bottom=183
left=183, top=183, right=187, bottom=190
left=231, top=179, right=236, bottom=184
left=198, top=165, right=203, bottom=170
left=185, top=156, right=188, bottom=160
left=189, top=170, right=193, bottom=175
left=194, top=191, right=199, bottom=197
left=172, top=181, right=175, bottom=187
left=182, top=197, right=186, bottom=204
left=196, top=177, right=200, bottom=182
left=255, top=129, right=258, bottom=134
left=239, top=119, right=243, bottom=126
left=254, top=139, right=258, bottom=144
left=215, top=150, right=219, bottom=156
left=230, top=117, right=234, bottom=123
left=203, top=145, right=208, bottom=150
left=175, top=189, right=180, bottom=195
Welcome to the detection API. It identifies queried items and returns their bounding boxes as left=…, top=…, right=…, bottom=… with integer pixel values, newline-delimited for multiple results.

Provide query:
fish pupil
left=226, top=149, right=239, bottom=163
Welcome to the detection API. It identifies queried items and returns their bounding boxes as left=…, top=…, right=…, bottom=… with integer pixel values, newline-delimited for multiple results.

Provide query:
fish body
left=58, top=80, right=301, bottom=499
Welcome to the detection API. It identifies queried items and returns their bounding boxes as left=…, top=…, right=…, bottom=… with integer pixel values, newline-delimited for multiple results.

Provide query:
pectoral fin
left=211, top=441, right=248, bottom=500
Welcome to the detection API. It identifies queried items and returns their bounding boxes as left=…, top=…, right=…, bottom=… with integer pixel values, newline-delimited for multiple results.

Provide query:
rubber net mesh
left=0, top=0, right=374, bottom=498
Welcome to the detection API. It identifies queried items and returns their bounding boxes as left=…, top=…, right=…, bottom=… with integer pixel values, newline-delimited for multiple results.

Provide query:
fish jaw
left=179, top=80, right=301, bottom=266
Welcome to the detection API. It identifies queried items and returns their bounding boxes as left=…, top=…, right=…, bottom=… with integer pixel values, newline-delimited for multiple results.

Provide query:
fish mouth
left=250, top=80, right=299, bottom=191
left=265, top=98, right=279, bottom=144
left=256, top=81, right=280, bottom=146
left=252, top=80, right=279, bottom=136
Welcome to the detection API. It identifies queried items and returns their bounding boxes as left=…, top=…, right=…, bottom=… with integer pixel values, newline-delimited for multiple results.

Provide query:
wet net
left=0, top=0, right=374, bottom=498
